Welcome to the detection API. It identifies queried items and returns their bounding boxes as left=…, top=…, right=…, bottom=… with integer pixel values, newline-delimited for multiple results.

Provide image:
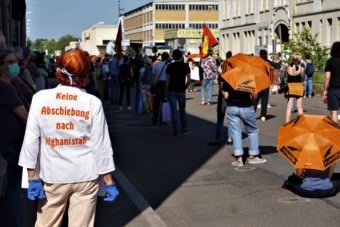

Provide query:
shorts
left=282, top=174, right=338, bottom=198
left=327, top=89, right=340, bottom=111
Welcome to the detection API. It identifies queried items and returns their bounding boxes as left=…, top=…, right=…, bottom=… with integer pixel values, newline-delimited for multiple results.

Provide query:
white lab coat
left=19, top=85, right=115, bottom=184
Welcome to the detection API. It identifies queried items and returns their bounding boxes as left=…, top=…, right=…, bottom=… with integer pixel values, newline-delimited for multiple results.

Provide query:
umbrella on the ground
left=227, top=53, right=273, bottom=81
left=277, top=114, right=340, bottom=171
left=221, top=63, right=272, bottom=94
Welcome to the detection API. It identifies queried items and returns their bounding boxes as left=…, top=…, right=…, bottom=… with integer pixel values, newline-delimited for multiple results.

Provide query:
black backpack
left=305, top=62, right=314, bottom=77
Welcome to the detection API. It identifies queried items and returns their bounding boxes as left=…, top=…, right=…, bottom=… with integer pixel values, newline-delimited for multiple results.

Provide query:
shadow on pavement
left=97, top=103, right=272, bottom=226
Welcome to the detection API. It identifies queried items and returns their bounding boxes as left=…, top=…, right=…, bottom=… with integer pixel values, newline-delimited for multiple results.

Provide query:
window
left=326, top=18, right=333, bottom=45
left=337, top=17, right=340, bottom=40
left=308, top=21, right=312, bottom=29
left=295, top=22, right=300, bottom=33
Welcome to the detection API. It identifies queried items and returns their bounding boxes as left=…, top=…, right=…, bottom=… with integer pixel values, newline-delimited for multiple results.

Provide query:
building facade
left=219, top=0, right=340, bottom=56
left=164, top=28, right=219, bottom=54
left=0, top=0, right=27, bottom=47
left=293, top=0, right=340, bottom=48
left=80, top=22, right=118, bottom=56
left=123, top=0, right=219, bottom=51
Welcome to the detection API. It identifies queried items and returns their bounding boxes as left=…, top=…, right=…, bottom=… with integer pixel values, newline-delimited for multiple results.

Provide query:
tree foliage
left=29, top=34, right=79, bottom=56
left=283, top=27, right=329, bottom=71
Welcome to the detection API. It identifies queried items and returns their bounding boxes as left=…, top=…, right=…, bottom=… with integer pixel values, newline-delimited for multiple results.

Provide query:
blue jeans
left=110, top=77, right=120, bottom=104
left=119, top=80, right=131, bottom=106
left=226, top=106, right=259, bottom=157
left=167, top=92, right=188, bottom=134
left=0, top=144, right=24, bottom=227
left=304, top=76, right=313, bottom=97
left=200, top=79, right=214, bottom=102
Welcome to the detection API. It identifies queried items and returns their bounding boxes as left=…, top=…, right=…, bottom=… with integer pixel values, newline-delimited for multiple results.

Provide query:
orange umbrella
left=187, top=53, right=201, bottom=59
left=277, top=114, right=340, bottom=171
left=221, top=63, right=272, bottom=94
left=228, top=53, right=273, bottom=81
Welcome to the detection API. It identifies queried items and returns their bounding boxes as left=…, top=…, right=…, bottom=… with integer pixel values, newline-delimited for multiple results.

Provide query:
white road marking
left=115, top=168, right=168, bottom=227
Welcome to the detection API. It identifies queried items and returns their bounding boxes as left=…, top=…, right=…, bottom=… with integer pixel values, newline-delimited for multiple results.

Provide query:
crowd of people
left=0, top=35, right=118, bottom=226
left=1, top=27, right=340, bottom=226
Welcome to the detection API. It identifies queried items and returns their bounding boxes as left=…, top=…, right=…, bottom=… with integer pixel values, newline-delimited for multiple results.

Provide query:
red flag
left=115, top=21, right=123, bottom=60
left=200, top=23, right=218, bottom=58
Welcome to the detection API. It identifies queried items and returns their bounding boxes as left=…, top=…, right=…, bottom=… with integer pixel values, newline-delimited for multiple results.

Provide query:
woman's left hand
left=104, top=184, right=119, bottom=202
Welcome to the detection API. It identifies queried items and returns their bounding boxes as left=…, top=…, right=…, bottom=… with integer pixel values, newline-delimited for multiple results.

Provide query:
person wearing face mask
left=0, top=47, right=29, bottom=227
left=19, top=47, right=36, bottom=91
left=18, top=48, right=118, bottom=227
left=11, top=47, right=35, bottom=105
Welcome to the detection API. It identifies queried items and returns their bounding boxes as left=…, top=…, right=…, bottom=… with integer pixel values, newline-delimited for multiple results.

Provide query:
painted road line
left=115, top=168, right=168, bottom=227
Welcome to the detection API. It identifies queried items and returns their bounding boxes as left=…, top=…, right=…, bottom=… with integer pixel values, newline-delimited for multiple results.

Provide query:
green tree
left=56, top=34, right=79, bottom=52
left=45, top=39, right=57, bottom=55
left=283, top=27, right=329, bottom=71
left=30, top=34, right=79, bottom=56
left=31, top=38, right=48, bottom=51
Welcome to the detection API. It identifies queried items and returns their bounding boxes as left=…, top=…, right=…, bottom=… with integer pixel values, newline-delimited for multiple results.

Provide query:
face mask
left=8, top=63, right=20, bottom=78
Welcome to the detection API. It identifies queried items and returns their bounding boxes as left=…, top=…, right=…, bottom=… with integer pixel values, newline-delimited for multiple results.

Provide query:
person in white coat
left=18, top=49, right=119, bottom=227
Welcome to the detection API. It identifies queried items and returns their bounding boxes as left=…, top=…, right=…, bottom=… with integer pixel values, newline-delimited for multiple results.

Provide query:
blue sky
left=26, top=0, right=150, bottom=40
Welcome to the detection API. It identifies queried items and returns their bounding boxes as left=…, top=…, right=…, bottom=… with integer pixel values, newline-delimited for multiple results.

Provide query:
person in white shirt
left=18, top=49, right=118, bottom=227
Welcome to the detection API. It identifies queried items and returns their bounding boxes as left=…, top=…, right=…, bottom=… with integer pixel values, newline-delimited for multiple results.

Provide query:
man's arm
left=324, top=71, right=331, bottom=97
left=185, top=72, right=191, bottom=87
left=221, top=90, right=229, bottom=100
left=13, top=105, right=28, bottom=125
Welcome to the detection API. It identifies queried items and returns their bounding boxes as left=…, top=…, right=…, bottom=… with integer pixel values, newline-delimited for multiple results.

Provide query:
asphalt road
left=97, top=86, right=340, bottom=227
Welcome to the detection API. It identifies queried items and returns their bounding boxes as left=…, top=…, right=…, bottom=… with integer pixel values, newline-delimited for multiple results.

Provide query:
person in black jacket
left=118, top=55, right=134, bottom=110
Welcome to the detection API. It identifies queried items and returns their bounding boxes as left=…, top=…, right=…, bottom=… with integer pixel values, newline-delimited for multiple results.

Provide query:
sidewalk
left=99, top=89, right=340, bottom=227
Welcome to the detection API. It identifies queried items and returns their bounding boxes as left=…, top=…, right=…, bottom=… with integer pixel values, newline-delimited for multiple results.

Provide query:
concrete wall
left=81, top=23, right=117, bottom=56
left=219, top=0, right=340, bottom=57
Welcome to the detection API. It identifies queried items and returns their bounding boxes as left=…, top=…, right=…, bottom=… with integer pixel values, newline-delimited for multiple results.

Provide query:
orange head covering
left=55, top=49, right=90, bottom=87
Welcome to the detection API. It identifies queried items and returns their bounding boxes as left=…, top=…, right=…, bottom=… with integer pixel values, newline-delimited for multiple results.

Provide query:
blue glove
left=104, top=184, right=119, bottom=202
left=27, top=179, right=46, bottom=201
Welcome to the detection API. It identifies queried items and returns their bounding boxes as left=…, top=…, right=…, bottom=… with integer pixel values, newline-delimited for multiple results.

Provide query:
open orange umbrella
left=221, top=63, right=272, bottom=94
left=277, top=114, right=340, bottom=171
left=228, top=53, right=273, bottom=81
left=187, top=53, right=201, bottom=59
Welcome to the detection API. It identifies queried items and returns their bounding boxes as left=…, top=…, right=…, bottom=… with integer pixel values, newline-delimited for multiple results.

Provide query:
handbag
left=161, top=101, right=171, bottom=123
left=288, top=82, right=304, bottom=96
left=278, top=70, right=288, bottom=94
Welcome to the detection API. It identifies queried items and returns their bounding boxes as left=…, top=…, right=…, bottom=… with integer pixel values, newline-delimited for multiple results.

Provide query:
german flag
left=200, top=23, right=218, bottom=58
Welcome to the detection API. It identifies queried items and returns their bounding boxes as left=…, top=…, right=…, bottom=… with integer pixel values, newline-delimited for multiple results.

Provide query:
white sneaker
left=231, top=160, right=244, bottom=167
left=127, top=106, right=132, bottom=110
left=248, top=156, right=267, bottom=164
left=261, top=116, right=266, bottom=122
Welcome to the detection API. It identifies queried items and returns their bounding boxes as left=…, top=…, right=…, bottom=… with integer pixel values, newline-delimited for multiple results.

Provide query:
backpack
left=305, top=62, right=314, bottom=77
left=142, top=66, right=152, bottom=85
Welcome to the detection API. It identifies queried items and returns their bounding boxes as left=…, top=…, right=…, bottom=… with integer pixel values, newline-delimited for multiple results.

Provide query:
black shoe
left=226, top=138, right=233, bottom=145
